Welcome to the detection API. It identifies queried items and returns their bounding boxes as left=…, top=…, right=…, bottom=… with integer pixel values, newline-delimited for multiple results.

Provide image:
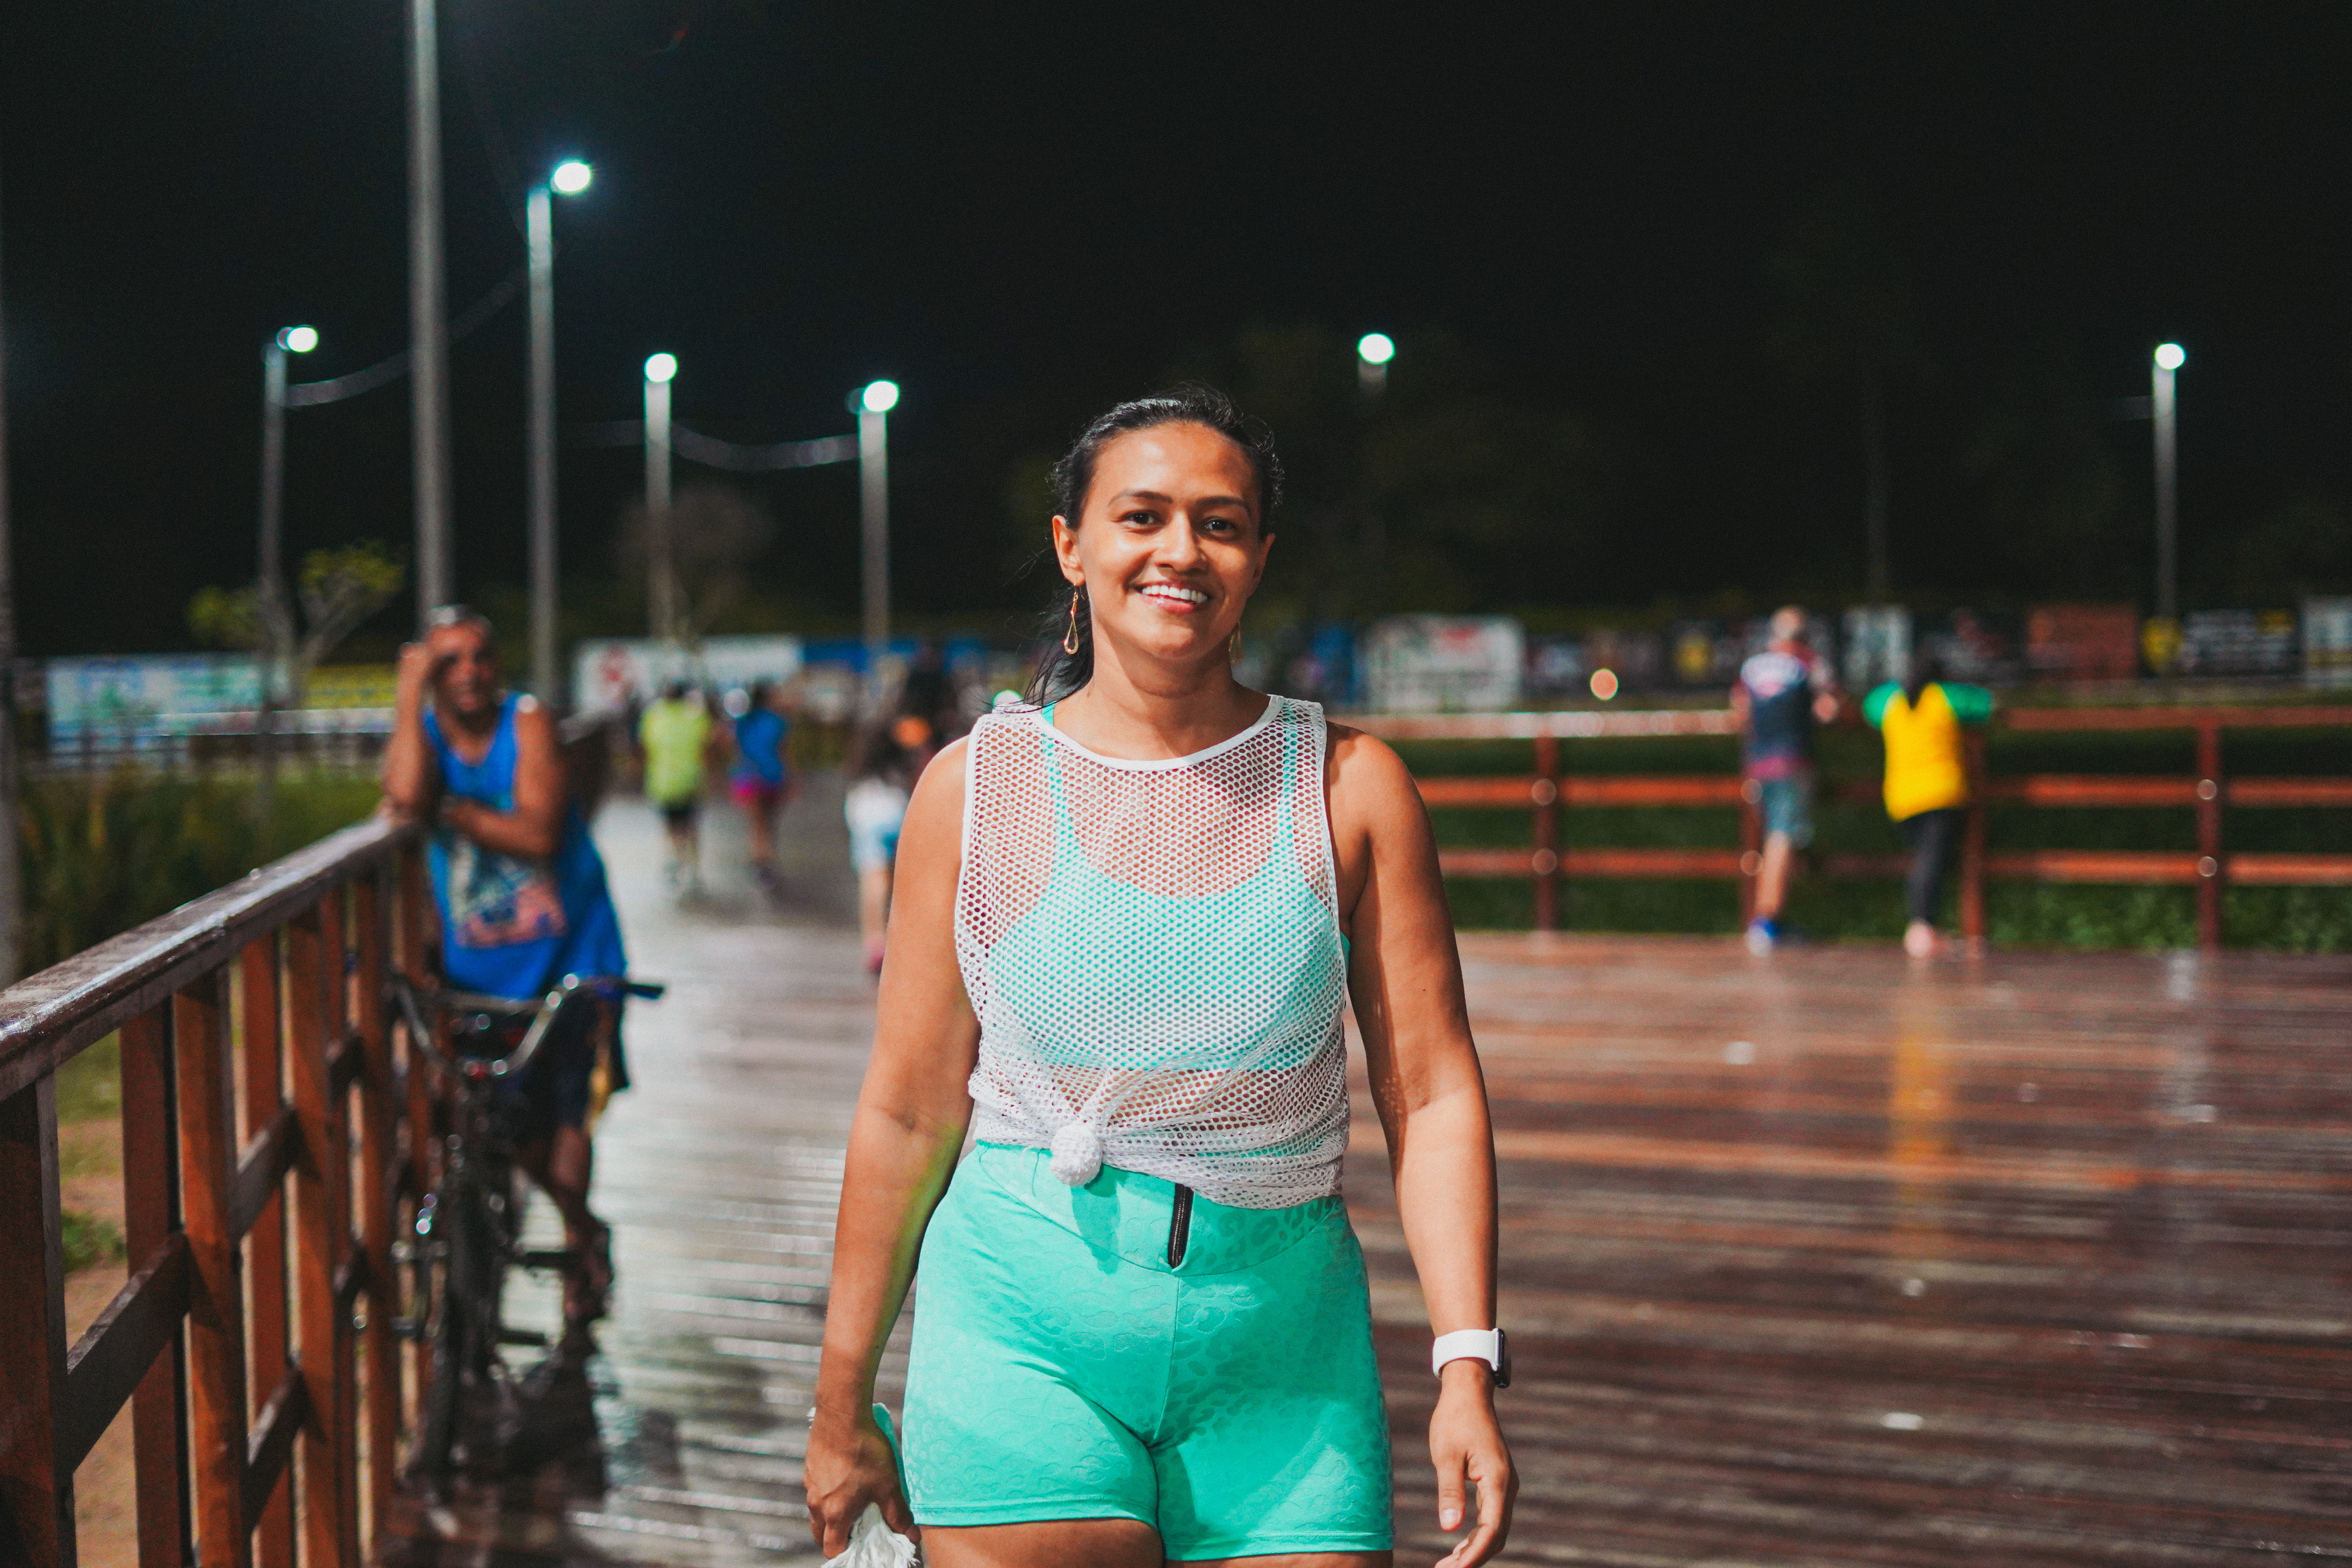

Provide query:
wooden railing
left=1351, top=705, right=2352, bottom=948
left=0, top=817, right=427, bottom=1568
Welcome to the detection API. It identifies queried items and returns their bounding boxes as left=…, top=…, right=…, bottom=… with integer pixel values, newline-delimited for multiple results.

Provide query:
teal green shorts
left=902, top=1143, right=1392, bottom=1559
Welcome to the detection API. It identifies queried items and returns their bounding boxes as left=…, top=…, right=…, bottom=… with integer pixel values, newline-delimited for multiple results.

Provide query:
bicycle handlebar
left=388, top=972, right=663, bottom=1087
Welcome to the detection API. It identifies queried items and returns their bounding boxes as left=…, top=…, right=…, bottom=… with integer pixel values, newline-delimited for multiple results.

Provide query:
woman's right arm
left=806, top=738, right=979, bottom=1557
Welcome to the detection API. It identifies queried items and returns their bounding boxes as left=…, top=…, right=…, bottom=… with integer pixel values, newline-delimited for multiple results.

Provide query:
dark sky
left=4, top=2, right=2348, bottom=655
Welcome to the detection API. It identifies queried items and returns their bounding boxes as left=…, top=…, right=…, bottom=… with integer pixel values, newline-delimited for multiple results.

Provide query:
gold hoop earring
left=1063, top=589, right=1084, bottom=655
left=1229, top=625, right=1243, bottom=662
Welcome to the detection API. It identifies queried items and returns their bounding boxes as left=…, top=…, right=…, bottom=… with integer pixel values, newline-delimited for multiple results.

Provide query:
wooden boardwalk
left=385, top=794, right=2352, bottom=1565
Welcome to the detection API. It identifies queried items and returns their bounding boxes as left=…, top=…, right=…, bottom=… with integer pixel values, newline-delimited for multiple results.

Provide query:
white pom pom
left=1048, top=1122, right=1103, bottom=1186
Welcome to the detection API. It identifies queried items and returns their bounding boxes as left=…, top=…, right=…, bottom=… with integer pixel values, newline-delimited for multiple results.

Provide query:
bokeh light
left=551, top=159, right=594, bottom=196
left=278, top=325, right=318, bottom=354
left=2154, top=342, right=2185, bottom=371
left=644, top=353, right=678, bottom=383
left=1357, top=333, right=1395, bottom=366
left=861, top=379, right=900, bottom=414
left=1589, top=668, right=1620, bottom=700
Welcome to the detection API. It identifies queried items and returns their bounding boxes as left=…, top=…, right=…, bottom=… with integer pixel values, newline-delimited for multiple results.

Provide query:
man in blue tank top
left=1731, top=605, right=1841, bottom=953
left=383, top=607, right=631, bottom=1321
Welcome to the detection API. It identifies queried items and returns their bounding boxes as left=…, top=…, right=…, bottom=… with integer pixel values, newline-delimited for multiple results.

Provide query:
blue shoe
left=1745, top=917, right=1781, bottom=955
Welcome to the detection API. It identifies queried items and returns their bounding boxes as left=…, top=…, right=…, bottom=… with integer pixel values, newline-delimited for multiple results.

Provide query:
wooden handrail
left=1350, top=705, right=2352, bottom=950
left=0, top=816, right=428, bottom=1568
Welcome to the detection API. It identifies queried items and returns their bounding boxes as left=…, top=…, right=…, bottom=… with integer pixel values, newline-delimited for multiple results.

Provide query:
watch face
left=1495, top=1329, right=1512, bottom=1389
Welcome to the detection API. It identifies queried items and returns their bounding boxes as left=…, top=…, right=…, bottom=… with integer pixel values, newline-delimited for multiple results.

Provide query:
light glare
left=644, top=353, right=678, bottom=384
left=278, top=325, right=319, bottom=354
left=1589, top=668, right=1620, bottom=701
left=551, top=159, right=594, bottom=196
left=861, top=379, right=901, bottom=414
left=1357, top=332, right=1395, bottom=366
left=2154, top=342, right=2185, bottom=371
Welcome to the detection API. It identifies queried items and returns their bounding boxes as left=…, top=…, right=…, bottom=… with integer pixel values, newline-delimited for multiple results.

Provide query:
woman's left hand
left=1429, top=1363, right=1515, bottom=1566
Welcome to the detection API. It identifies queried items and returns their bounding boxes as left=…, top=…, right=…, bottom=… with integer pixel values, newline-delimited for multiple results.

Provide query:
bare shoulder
left=511, top=695, right=559, bottom=745
left=902, top=736, right=971, bottom=833
left=1325, top=723, right=1424, bottom=826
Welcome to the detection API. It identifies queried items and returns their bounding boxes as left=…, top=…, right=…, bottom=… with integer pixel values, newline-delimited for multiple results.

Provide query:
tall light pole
left=256, top=325, right=318, bottom=822
left=2153, top=342, right=2184, bottom=623
left=1357, top=332, right=1394, bottom=400
left=856, top=379, right=898, bottom=705
left=643, top=353, right=678, bottom=643
left=528, top=158, right=593, bottom=704
left=408, top=0, right=453, bottom=624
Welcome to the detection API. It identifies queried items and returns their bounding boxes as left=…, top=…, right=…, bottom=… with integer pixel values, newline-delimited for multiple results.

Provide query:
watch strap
left=1431, top=1328, right=1503, bottom=1377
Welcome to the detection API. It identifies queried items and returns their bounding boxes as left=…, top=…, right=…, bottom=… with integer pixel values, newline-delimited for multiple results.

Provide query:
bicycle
left=388, top=971, right=664, bottom=1490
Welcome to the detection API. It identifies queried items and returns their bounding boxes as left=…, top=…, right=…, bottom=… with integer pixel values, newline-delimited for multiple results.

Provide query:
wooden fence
left=0, top=817, right=427, bottom=1568
left=1352, top=705, right=2352, bottom=948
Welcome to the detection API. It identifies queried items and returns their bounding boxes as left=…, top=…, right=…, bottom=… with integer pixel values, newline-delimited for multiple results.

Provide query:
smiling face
left=1052, top=421, right=1274, bottom=676
left=426, top=620, right=501, bottom=721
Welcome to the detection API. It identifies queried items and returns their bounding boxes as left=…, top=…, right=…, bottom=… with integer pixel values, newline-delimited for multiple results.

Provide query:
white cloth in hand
left=822, top=1502, right=918, bottom=1568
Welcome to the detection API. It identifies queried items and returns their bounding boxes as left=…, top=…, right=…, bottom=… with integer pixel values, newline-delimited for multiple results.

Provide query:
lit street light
left=856, top=380, right=898, bottom=702
left=257, top=324, right=318, bottom=815
left=1357, top=332, right=1394, bottom=398
left=2153, top=343, right=2184, bottom=622
left=527, top=158, right=592, bottom=703
left=645, top=353, right=678, bottom=643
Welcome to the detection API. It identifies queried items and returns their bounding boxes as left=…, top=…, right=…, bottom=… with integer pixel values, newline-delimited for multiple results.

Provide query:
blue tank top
left=425, top=696, right=628, bottom=999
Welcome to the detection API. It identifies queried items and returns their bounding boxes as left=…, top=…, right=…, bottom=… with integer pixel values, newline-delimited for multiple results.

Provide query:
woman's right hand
left=804, top=1404, right=918, bottom=1559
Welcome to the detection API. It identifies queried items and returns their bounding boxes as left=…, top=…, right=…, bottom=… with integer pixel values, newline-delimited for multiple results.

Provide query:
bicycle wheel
left=411, top=1187, right=476, bottom=1489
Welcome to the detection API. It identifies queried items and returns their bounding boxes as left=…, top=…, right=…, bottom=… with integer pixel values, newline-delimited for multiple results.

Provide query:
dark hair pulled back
left=1023, top=385, right=1284, bottom=706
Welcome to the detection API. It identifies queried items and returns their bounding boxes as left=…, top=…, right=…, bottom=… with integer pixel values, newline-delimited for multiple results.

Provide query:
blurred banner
left=46, top=655, right=262, bottom=755
left=1361, top=616, right=1524, bottom=711
left=573, top=637, right=804, bottom=715
left=2306, top=598, right=2352, bottom=688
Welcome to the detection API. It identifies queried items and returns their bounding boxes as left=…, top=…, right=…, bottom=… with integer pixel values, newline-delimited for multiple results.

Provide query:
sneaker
left=1745, top=917, right=1781, bottom=955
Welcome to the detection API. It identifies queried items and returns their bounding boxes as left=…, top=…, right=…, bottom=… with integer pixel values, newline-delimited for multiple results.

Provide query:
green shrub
left=61, top=1209, right=125, bottom=1274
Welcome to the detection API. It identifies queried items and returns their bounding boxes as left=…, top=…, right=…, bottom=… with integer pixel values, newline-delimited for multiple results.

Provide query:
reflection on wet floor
left=383, top=788, right=2352, bottom=1565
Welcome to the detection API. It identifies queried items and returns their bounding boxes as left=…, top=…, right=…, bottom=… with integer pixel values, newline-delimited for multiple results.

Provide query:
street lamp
left=527, top=158, right=592, bottom=703
left=1357, top=333, right=1394, bottom=399
left=645, top=353, right=678, bottom=643
left=855, top=380, right=898, bottom=701
left=2153, top=343, right=2184, bottom=622
left=257, top=324, right=317, bottom=815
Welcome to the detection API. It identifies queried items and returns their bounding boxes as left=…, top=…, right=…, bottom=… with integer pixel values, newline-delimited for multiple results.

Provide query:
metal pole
left=645, top=374, right=674, bottom=643
left=0, top=153, right=19, bottom=982
left=526, top=184, right=558, bottom=702
left=2153, top=357, right=2179, bottom=623
left=859, top=406, right=890, bottom=706
left=408, top=0, right=453, bottom=624
left=256, top=340, right=289, bottom=820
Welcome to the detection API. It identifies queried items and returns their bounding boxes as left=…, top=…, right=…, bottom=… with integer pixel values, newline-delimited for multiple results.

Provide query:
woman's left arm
left=1329, top=725, right=1515, bottom=1568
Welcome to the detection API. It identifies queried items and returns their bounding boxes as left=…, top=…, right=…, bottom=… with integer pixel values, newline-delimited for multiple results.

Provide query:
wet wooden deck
left=384, top=792, right=2352, bottom=1565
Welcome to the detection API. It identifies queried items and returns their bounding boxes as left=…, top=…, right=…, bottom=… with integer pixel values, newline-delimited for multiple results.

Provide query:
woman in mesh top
left=808, top=389, right=1516, bottom=1567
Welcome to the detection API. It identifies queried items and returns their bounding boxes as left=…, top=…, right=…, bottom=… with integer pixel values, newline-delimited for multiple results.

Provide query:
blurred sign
left=2026, top=604, right=2138, bottom=681
left=1919, top=608, right=2021, bottom=685
left=572, top=637, right=803, bottom=714
left=1524, top=636, right=1587, bottom=698
left=2177, top=610, right=2298, bottom=677
left=304, top=665, right=398, bottom=709
left=1361, top=617, right=1524, bottom=711
left=47, top=655, right=262, bottom=753
left=1581, top=628, right=1664, bottom=692
left=1841, top=607, right=1911, bottom=690
left=2305, top=598, right=2352, bottom=688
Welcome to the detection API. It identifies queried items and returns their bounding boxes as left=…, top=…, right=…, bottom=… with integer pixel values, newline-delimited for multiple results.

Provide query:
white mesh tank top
left=955, top=693, right=1352, bottom=1210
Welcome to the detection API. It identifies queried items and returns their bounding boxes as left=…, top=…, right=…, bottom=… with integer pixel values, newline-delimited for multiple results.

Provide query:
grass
left=62, top=1209, right=125, bottom=1274
left=1400, top=730, right=2352, bottom=950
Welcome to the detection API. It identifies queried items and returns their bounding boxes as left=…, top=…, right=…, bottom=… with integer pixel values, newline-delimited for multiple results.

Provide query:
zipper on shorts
left=1167, top=1184, right=1194, bottom=1268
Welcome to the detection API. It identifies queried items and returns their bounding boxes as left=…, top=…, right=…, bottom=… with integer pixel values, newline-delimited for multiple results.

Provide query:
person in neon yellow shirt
left=1863, top=656, right=1994, bottom=957
left=639, top=681, right=718, bottom=888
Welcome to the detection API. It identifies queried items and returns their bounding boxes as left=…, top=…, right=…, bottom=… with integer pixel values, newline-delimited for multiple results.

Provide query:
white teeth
left=1141, top=584, right=1207, bottom=605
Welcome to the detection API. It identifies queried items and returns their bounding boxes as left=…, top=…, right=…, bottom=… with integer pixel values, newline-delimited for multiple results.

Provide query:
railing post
left=288, top=903, right=356, bottom=1568
left=174, top=972, right=251, bottom=1568
left=119, top=1007, right=191, bottom=1568
left=237, top=938, right=296, bottom=1568
left=1737, top=778, right=1762, bottom=923
left=352, top=873, right=400, bottom=1544
left=1532, top=733, right=1559, bottom=932
left=2196, top=720, right=2224, bottom=950
left=0, top=1074, right=72, bottom=1568
left=1961, top=731, right=1988, bottom=948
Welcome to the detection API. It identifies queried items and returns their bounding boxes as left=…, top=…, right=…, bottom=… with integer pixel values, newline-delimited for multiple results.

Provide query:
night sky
left=4, top=3, right=2348, bottom=657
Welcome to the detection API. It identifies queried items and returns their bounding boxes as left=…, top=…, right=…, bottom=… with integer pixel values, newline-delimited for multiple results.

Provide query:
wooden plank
left=1981, top=849, right=2203, bottom=883
left=1560, top=775, right=1744, bottom=807
left=236, top=935, right=296, bottom=1568
left=0, top=819, right=414, bottom=1107
left=2228, top=776, right=2352, bottom=807
left=1352, top=708, right=1742, bottom=741
left=227, top=1106, right=296, bottom=1244
left=0, top=1075, right=71, bottom=1568
left=351, top=874, right=401, bottom=1545
left=288, top=894, right=359, bottom=1568
left=238, top=1370, right=309, bottom=1530
left=59, top=1237, right=190, bottom=1472
left=174, top=974, right=249, bottom=1568
left=2228, top=852, right=2352, bottom=886
left=118, top=1006, right=189, bottom=1568
left=2000, top=703, right=2352, bottom=731
left=1983, top=775, right=2201, bottom=807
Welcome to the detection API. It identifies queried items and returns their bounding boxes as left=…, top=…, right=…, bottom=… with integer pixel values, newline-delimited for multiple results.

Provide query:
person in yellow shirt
left=638, top=681, right=718, bottom=888
left=1862, top=656, right=1994, bottom=957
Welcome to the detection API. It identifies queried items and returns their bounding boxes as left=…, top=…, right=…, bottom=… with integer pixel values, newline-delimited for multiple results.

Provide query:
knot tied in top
left=1048, top=1121, right=1103, bottom=1187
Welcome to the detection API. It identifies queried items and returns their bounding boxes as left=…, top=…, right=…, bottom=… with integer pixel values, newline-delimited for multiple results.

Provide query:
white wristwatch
left=1432, top=1328, right=1511, bottom=1387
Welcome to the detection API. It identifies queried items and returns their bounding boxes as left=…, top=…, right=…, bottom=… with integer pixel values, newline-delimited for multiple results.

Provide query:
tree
left=617, top=480, right=776, bottom=643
